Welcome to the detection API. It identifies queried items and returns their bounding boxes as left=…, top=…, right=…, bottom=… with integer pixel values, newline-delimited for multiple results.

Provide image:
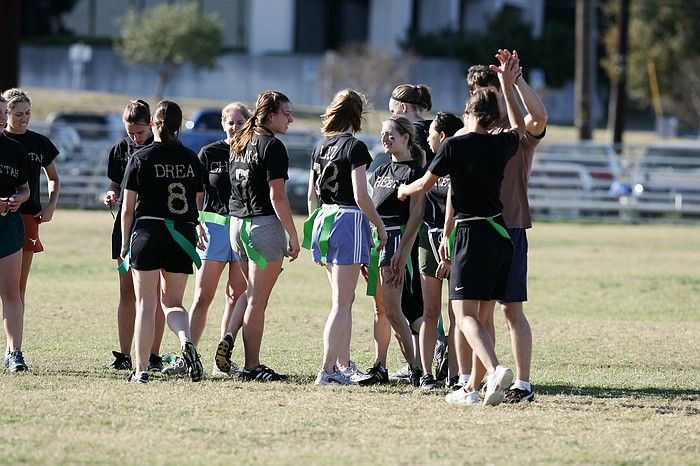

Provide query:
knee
left=502, top=304, right=526, bottom=325
left=422, top=304, right=441, bottom=322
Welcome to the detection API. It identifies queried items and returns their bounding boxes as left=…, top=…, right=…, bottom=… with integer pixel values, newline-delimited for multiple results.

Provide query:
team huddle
left=0, top=49, right=547, bottom=406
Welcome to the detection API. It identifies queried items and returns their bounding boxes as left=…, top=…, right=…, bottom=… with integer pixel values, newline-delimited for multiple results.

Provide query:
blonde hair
left=1, top=88, right=31, bottom=110
left=222, top=102, right=251, bottom=120
left=320, top=89, right=366, bottom=136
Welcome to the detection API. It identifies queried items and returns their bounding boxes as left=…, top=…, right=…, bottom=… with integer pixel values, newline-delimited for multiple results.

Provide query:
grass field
left=1, top=211, right=699, bottom=465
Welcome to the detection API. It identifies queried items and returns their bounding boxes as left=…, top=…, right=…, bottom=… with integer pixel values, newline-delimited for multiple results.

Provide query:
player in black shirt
left=306, top=89, right=387, bottom=385
left=0, top=96, right=31, bottom=372
left=388, top=84, right=434, bottom=382
left=228, top=90, right=299, bottom=382
left=397, top=55, right=523, bottom=406
left=102, top=99, right=165, bottom=372
left=415, top=111, right=465, bottom=390
left=358, top=116, right=425, bottom=387
left=2, top=88, right=60, bottom=371
left=120, top=100, right=204, bottom=384
left=189, top=102, right=249, bottom=378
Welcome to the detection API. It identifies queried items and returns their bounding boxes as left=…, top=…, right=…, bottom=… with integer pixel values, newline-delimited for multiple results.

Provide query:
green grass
left=1, top=211, right=699, bottom=465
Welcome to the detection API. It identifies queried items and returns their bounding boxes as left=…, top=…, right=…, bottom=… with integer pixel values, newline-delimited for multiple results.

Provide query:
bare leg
left=189, top=259, right=226, bottom=346
left=1, top=250, right=24, bottom=351
left=468, top=300, right=496, bottom=391
left=116, top=270, right=136, bottom=355
left=321, top=264, right=360, bottom=372
left=152, top=294, right=165, bottom=355
left=502, top=301, right=532, bottom=382
left=448, top=301, right=472, bottom=378
left=451, top=299, right=499, bottom=385
left=372, top=287, right=391, bottom=366
left=380, top=267, right=416, bottom=365
left=241, top=259, right=282, bottom=369
left=160, top=271, right=192, bottom=346
left=419, top=274, right=442, bottom=376
left=132, top=270, right=160, bottom=372
left=219, top=261, right=247, bottom=339
left=18, top=251, right=33, bottom=309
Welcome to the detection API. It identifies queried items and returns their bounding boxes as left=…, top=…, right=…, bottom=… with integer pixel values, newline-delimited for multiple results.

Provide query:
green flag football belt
left=118, top=216, right=202, bottom=274
left=366, top=224, right=413, bottom=297
left=198, top=210, right=230, bottom=225
left=301, top=204, right=340, bottom=264
left=239, top=216, right=268, bottom=270
left=446, top=214, right=511, bottom=259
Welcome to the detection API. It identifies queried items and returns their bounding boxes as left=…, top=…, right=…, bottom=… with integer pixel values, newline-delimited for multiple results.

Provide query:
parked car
left=634, top=141, right=700, bottom=194
left=534, top=141, right=625, bottom=193
left=180, top=108, right=224, bottom=154
left=278, top=129, right=318, bottom=214
left=46, top=111, right=125, bottom=162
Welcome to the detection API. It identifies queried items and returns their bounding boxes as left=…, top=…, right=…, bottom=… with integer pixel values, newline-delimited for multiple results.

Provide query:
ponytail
left=152, top=100, right=182, bottom=146
left=230, top=91, right=289, bottom=158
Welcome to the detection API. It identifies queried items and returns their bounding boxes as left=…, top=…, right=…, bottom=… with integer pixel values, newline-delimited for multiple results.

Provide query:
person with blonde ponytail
left=228, top=90, right=299, bottom=382
left=357, top=116, right=425, bottom=386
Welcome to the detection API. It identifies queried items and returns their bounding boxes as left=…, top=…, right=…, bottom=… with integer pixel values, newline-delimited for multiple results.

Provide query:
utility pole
left=575, top=0, right=593, bottom=140
left=608, top=0, right=630, bottom=150
left=0, top=0, right=21, bottom=91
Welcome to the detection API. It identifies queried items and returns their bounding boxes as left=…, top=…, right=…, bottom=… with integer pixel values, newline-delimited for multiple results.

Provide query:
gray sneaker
left=5, top=350, right=28, bottom=372
left=212, top=361, right=239, bottom=378
left=337, top=360, right=365, bottom=383
left=161, top=357, right=187, bottom=376
left=315, top=367, right=355, bottom=385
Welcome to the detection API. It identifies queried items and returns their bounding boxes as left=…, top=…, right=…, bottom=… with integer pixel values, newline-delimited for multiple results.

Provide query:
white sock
left=512, top=379, right=531, bottom=391
left=458, top=373, right=470, bottom=384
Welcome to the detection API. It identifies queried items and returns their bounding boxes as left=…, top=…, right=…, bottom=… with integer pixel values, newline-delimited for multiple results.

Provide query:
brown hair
left=231, top=90, right=289, bottom=156
left=123, top=99, right=150, bottom=124
left=387, top=116, right=425, bottom=165
left=467, top=65, right=500, bottom=93
left=222, top=102, right=250, bottom=120
left=152, top=100, right=182, bottom=146
left=464, top=89, right=500, bottom=129
left=391, top=84, right=432, bottom=112
left=1, top=88, right=31, bottom=110
left=320, top=89, right=366, bottom=136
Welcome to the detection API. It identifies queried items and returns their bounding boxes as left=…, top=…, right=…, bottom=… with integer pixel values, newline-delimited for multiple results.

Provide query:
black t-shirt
left=199, top=139, right=231, bottom=215
left=413, top=119, right=434, bottom=164
left=424, top=174, right=450, bottom=228
left=123, top=142, right=204, bottom=223
left=0, top=133, right=29, bottom=198
left=107, top=135, right=154, bottom=186
left=229, top=132, right=288, bottom=218
left=429, top=131, right=519, bottom=219
left=369, top=159, right=423, bottom=227
left=311, top=134, right=373, bottom=206
left=4, top=130, right=59, bottom=215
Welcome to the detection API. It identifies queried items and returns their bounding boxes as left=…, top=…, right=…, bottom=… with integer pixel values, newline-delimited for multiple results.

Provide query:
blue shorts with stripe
left=499, top=227, right=528, bottom=303
left=311, top=205, right=371, bottom=265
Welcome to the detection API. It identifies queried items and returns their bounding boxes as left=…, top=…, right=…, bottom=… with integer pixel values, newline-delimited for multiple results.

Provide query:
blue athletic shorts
left=500, top=227, right=528, bottom=303
left=198, top=221, right=240, bottom=262
left=311, top=205, right=371, bottom=265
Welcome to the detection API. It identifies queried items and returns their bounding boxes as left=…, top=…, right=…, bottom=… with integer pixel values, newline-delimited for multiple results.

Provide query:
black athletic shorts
left=129, top=218, right=197, bottom=274
left=449, top=218, right=513, bottom=301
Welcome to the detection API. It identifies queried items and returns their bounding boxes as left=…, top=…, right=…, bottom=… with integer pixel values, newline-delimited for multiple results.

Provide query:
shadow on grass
left=538, top=383, right=699, bottom=401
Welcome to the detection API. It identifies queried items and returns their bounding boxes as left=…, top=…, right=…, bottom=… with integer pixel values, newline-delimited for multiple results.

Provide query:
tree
left=602, top=0, right=700, bottom=131
left=116, top=1, right=223, bottom=99
left=320, top=44, right=414, bottom=109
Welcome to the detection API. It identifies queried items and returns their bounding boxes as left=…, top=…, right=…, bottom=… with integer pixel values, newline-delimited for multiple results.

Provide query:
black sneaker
left=238, top=364, right=287, bottom=382
left=147, top=354, right=163, bottom=372
left=182, top=341, right=203, bottom=382
left=215, top=333, right=234, bottom=374
left=110, top=351, right=132, bottom=370
left=446, top=375, right=462, bottom=391
left=357, top=363, right=389, bottom=386
left=434, top=335, right=449, bottom=382
left=504, top=386, right=535, bottom=403
left=419, top=373, right=437, bottom=390
left=126, top=370, right=149, bottom=384
left=410, top=364, right=423, bottom=387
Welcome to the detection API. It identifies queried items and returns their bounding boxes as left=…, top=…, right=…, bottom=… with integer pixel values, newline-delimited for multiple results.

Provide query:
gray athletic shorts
left=230, top=214, right=287, bottom=264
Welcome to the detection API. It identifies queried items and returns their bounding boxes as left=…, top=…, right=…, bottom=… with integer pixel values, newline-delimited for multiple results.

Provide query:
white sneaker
left=338, top=360, right=366, bottom=383
left=445, top=388, right=480, bottom=404
left=161, top=357, right=187, bottom=375
left=211, top=361, right=239, bottom=378
left=391, top=363, right=412, bottom=380
left=483, top=365, right=514, bottom=406
left=315, top=367, right=355, bottom=385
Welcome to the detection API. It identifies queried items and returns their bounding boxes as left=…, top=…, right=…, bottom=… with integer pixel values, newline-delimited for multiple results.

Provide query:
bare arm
left=3, top=182, right=30, bottom=213
left=397, top=171, right=440, bottom=200
left=439, top=185, right=455, bottom=263
left=492, top=52, right=525, bottom=139
left=269, top=178, right=300, bottom=261
left=195, top=191, right=206, bottom=249
left=307, top=168, right=318, bottom=216
left=120, top=189, right=137, bottom=260
left=515, top=75, right=547, bottom=137
left=37, top=162, right=60, bottom=223
left=351, top=165, right=387, bottom=250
